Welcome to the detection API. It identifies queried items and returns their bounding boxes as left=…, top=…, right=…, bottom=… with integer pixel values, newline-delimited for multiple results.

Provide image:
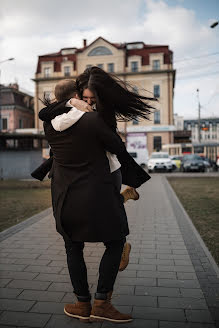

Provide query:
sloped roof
left=0, top=85, right=33, bottom=110
left=36, top=37, right=173, bottom=73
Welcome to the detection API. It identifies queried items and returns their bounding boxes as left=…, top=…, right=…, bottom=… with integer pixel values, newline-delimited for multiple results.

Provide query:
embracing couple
left=35, top=66, right=154, bottom=324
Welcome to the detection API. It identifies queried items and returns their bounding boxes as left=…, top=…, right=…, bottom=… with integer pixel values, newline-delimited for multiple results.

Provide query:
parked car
left=199, top=156, right=212, bottom=170
left=180, top=154, right=205, bottom=172
left=170, top=155, right=182, bottom=170
left=148, top=152, right=173, bottom=173
left=216, top=156, right=219, bottom=171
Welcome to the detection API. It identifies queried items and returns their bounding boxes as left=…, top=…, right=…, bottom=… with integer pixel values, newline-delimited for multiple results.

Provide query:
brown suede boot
left=119, top=242, right=131, bottom=271
left=121, top=186, right=139, bottom=203
left=90, top=291, right=132, bottom=323
left=64, top=301, right=91, bottom=322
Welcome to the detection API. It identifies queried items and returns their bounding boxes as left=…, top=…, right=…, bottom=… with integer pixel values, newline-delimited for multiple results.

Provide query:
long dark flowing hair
left=76, top=66, right=157, bottom=129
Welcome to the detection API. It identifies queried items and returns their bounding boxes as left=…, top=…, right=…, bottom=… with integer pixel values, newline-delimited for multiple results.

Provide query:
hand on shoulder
left=70, top=98, right=92, bottom=112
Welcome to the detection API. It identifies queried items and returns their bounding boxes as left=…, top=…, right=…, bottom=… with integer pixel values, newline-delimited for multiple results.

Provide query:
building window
left=154, top=110, right=160, bottom=124
left=108, top=63, right=114, bottom=72
left=153, top=60, right=160, bottom=70
left=97, top=64, right=103, bottom=69
left=154, top=85, right=160, bottom=98
left=132, top=86, right=138, bottom=94
left=64, top=66, right=71, bottom=77
left=44, top=91, right=51, bottom=101
left=2, top=118, right=8, bottom=130
left=131, top=61, right=138, bottom=72
left=153, top=136, right=162, bottom=151
left=88, top=46, right=113, bottom=56
left=19, top=119, right=23, bottom=129
left=133, top=118, right=139, bottom=125
left=44, top=67, right=51, bottom=77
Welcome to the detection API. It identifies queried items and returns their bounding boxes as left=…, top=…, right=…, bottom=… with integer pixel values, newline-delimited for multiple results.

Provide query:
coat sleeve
left=38, top=100, right=70, bottom=122
left=94, top=113, right=151, bottom=188
left=31, top=157, right=53, bottom=181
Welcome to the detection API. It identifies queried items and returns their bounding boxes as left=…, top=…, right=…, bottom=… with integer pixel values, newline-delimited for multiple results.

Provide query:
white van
left=126, top=132, right=148, bottom=168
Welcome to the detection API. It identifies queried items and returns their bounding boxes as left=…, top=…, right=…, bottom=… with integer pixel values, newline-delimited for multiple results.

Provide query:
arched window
left=88, top=46, right=113, bottom=56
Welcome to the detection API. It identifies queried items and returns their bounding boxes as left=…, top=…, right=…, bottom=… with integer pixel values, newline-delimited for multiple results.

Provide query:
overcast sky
left=0, top=0, right=219, bottom=119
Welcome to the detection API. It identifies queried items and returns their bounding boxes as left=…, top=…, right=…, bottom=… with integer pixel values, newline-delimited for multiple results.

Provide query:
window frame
left=153, top=60, right=160, bottom=70
left=153, top=136, right=162, bottom=151
left=132, top=118, right=139, bottom=125
left=131, top=61, right=138, bottom=72
left=154, top=110, right=160, bottom=124
left=44, top=67, right=51, bottom=78
left=2, top=117, right=8, bottom=130
left=107, top=63, right=114, bottom=73
left=19, top=118, right=23, bottom=129
left=44, top=91, right=52, bottom=101
left=64, top=66, right=71, bottom=77
left=154, top=85, right=160, bottom=98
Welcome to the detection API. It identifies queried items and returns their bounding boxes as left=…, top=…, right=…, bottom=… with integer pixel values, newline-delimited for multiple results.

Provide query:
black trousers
left=64, top=237, right=125, bottom=296
left=64, top=168, right=125, bottom=296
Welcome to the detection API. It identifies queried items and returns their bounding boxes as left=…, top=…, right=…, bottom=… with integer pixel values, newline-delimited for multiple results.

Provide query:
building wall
left=34, top=38, right=175, bottom=156
left=77, top=39, right=125, bottom=74
left=1, top=108, right=34, bottom=132
left=147, top=131, right=172, bottom=154
left=181, top=118, right=219, bottom=144
left=0, top=85, right=34, bottom=132
left=35, top=80, right=57, bottom=130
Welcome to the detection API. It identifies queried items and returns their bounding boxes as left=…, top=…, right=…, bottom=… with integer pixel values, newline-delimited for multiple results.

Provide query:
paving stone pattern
left=0, top=175, right=218, bottom=328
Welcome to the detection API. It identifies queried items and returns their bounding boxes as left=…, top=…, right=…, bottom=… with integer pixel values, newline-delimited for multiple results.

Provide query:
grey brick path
left=0, top=175, right=218, bottom=327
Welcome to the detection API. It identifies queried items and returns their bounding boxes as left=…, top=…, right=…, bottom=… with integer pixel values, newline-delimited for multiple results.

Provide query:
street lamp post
left=0, top=58, right=15, bottom=131
left=210, top=21, right=219, bottom=28
left=0, top=58, right=15, bottom=65
left=197, top=89, right=201, bottom=143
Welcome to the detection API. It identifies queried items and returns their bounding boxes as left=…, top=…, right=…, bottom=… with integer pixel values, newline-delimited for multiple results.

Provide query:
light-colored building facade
left=174, top=114, right=219, bottom=144
left=174, top=113, right=184, bottom=131
left=34, top=37, right=175, bottom=156
left=184, top=118, right=219, bottom=144
left=164, top=115, right=219, bottom=159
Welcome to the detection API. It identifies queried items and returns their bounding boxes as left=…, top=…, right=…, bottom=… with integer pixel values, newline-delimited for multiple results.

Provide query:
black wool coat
left=44, top=112, right=150, bottom=242
left=35, top=101, right=151, bottom=186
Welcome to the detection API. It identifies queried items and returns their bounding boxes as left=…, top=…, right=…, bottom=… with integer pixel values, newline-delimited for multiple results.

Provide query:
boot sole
left=64, top=308, right=90, bottom=322
left=90, top=315, right=133, bottom=323
left=119, top=243, right=131, bottom=271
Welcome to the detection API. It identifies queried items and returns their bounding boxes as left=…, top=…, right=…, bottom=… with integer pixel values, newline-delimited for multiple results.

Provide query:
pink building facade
left=0, top=83, right=34, bottom=132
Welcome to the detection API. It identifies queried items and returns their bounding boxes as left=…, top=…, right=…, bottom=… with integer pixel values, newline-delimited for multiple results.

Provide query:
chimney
left=83, top=39, right=87, bottom=47
left=9, top=83, right=19, bottom=90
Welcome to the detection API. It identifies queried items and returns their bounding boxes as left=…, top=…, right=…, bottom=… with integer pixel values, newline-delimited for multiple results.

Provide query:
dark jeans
left=64, top=168, right=125, bottom=296
left=64, top=238, right=125, bottom=296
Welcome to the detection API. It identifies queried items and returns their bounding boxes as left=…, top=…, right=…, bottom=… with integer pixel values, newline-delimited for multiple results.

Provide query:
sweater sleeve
left=51, top=107, right=85, bottom=132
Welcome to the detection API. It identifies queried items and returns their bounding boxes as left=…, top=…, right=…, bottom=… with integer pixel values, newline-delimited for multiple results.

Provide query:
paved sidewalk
left=0, top=175, right=218, bottom=328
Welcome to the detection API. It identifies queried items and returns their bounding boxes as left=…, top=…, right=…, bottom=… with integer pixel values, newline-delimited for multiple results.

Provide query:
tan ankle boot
left=121, top=187, right=139, bottom=203
left=90, top=291, right=132, bottom=323
left=64, top=301, right=91, bottom=322
left=119, top=242, right=131, bottom=271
